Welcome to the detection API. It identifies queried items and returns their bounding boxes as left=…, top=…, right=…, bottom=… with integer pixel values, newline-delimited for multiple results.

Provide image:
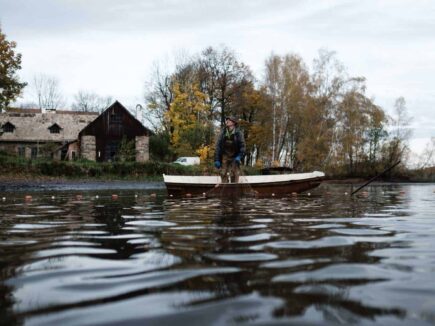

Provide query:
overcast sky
left=1, top=0, right=434, bottom=155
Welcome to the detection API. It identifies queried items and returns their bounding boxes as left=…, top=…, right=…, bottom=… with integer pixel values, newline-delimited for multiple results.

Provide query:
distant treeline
left=144, top=46, right=417, bottom=178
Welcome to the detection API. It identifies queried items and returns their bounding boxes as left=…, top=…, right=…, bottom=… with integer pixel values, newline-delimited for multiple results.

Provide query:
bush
left=34, top=161, right=86, bottom=176
left=0, top=153, right=264, bottom=180
left=149, top=134, right=173, bottom=162
left=0, top=151, right=30, bottom=171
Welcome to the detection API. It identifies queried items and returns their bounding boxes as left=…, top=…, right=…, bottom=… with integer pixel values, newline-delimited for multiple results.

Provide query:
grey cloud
left=3, top=0, right=434, bottom=40
left=1, top=0, right=303, bottom=35
left=288, top=1, right=435, bottom=42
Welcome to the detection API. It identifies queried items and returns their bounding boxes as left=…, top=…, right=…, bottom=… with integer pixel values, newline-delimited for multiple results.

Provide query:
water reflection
left=0, top=184, right=435, bottom=325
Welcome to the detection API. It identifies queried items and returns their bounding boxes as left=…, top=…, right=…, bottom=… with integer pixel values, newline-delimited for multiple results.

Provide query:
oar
left=351, top=160, right=401, bottom=196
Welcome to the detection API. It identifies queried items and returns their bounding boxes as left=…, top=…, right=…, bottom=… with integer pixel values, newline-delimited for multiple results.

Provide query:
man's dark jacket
left=215, top=127, right=246, bottom=162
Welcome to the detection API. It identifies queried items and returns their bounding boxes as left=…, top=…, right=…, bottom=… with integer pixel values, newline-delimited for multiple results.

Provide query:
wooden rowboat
left=163, top=171, right=325, bottom=197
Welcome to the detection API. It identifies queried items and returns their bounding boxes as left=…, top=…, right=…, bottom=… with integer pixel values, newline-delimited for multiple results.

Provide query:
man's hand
left=214, top=161, right=221, bottom=169
left=234, top=156, right=241, bottom=166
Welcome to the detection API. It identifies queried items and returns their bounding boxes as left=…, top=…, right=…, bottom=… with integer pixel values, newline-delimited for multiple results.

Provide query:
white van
left=173, top=156, right=200, bottom=166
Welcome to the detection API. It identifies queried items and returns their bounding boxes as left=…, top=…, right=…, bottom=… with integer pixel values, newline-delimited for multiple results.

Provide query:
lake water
left=1, top=183, right=435, bottom=325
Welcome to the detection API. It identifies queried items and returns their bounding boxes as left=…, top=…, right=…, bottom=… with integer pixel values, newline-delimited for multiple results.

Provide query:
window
left=110, top=113, right=122, bottom=124
left=18, top=147, right=25, bottom=157
left=2, top=122, right=15, bottom=133
left=31, top=147, right=38, bottom=159
left=48, top=124, right=61, bottom=134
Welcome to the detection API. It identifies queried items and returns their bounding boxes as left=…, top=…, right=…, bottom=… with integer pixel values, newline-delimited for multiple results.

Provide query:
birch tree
left=383, top=97, right=412, bottom=166
left=264, top=53, right=312, bottom=168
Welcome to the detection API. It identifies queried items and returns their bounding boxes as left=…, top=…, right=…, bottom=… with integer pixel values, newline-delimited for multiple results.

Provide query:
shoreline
left=0, top=174, right=430, bottom=184
left=1, top=174, right=433, bottom=193
left=0, top=174, right=165, bottom=192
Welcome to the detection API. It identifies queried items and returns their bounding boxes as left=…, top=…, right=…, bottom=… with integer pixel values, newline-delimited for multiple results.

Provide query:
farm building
left=78, top=101, right=152, bottom=162
left=0, top=108, right=98, bottom=160
left=0, top=101, right=152, bottom=162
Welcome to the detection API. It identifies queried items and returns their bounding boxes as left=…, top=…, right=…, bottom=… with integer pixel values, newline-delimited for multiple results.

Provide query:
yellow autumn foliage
left=196, top=145, right=210, bottom=163
left=166, top=82, right=211, bottom=156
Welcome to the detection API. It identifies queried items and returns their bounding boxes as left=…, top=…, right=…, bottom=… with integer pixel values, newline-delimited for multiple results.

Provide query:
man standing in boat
left=214, top=116, right=246, bottom=183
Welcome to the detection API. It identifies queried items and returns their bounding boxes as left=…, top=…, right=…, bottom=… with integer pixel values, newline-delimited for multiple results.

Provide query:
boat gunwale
left=164, top=176, right=324, bottom=187
left=163, top=171, right=325, bottom=186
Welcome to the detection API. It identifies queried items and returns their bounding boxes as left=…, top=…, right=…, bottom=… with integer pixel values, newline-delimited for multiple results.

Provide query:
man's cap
left=225, top=116, right=238, bottom=124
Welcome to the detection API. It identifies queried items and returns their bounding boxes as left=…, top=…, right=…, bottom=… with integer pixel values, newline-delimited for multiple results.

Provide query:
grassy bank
left=1, top=152, right=433, bottom=182
left=0, top=153, right=260, bottom=181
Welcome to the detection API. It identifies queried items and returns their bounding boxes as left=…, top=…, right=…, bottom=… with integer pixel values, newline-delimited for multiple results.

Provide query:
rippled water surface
left=1, top=183, right=435, bottom=325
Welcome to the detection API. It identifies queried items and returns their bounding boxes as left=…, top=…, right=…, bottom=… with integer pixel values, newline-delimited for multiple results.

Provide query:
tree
left=32, top=74, right=65, bottom=110
left=72, top=90, right=112, bottom=112
left=382, top=97, right=412, bottom=167
left=0, top=27, right=27, bottom=112
left=145, top=62, right=176, bottom=133
left=278, top=54, right=311, bottom=167
left=144, top=54, right=198, bottom=133
left=144, top=58, right=208, bottom=158
left=166, top=82, right=210, bottom=156
left=144, top=46, right=257, bottom=163
left=116, top=136, right=136, bottom=162
left=231, top=81, right=271, bottom=165
left=143, top=45, right=394, bottom=174
left=261, top=49, right=391, bottom=175
left=390, top=97, right=412, bottom=142
left=417, top=137, right=435, bottom=169
left=149, top=132, right=173, bottom=161
left=366, top=103, right=387, bottom=171
left=305, top=49, right=347, bottom=171
left=264, top=54, right=283, bottom=164
left=198, top=46, right=253, bottom=125
left=263, top=53, right=312, bottom=168
left=335, top=86, right=372, bottom=175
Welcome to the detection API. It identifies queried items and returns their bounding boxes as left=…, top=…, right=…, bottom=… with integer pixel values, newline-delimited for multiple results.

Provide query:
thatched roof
left=0, top=109, right=98, bottom=143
